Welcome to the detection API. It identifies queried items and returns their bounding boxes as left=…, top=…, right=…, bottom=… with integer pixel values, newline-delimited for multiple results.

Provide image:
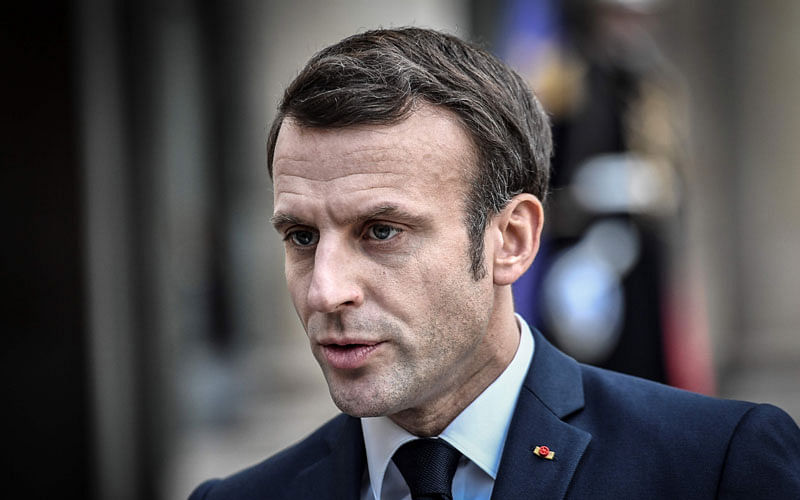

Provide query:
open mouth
left=321, top=342, right=382, bottom=370
left=325, top=343, right=370, bottom=351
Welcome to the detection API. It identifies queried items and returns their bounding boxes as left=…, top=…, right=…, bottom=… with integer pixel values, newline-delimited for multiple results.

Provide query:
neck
left=389, top=287, right=520, bottom=436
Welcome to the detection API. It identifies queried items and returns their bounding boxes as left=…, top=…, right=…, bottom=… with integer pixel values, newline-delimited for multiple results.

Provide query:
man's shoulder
left=528, top=326, right=760, bottom=430
left=567, top=362, right=800, bottom=496
left=578, top=361, right=800, bottom=444
left=188, top=413, right=361, bottom=500
left=577, top=362, right=757, bottom=433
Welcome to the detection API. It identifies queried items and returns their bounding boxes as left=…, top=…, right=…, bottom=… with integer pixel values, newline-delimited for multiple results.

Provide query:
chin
left=327, top=385, right=403, bottom=418
left=330, top=393, right=388, bottom=417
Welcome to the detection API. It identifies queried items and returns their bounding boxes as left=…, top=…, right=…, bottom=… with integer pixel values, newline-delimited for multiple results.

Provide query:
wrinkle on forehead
left=273, top=106, right=476, bottom=186
left=273, top=174, right=418, bottom=208
left=276, top=146, right=407, bottom=168
left=275, top=186, right=421, bottom=224
left=275, top=171, right=408, bottom=184
left=276, top=185, right=412, bottom=197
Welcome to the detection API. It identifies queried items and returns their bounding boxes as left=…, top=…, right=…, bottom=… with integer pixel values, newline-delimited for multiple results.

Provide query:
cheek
left=391, top=251, right=469, bottom=313
left=415, top=238, right=473, bottom=286
left=285, top=265, right=311, bottom=315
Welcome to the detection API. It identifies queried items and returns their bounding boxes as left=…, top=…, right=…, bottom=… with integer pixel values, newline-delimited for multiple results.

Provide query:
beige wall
left=665, top=1, right=800, bottom=417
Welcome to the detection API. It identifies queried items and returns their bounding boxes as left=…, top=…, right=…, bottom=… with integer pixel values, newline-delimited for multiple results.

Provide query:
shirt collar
left=361, top=314, right=535, bottom=500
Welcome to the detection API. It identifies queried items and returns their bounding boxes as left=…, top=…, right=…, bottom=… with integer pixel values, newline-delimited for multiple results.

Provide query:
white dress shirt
left=360, top=314, right=535, bottom=500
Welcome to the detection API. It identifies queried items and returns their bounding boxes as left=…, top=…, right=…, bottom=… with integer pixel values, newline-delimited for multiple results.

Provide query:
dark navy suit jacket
left=189, top=329, right=800, bottom=499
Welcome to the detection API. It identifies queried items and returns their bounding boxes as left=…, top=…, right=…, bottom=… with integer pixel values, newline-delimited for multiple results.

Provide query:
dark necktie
left=391, top=438, right=462, bottom=500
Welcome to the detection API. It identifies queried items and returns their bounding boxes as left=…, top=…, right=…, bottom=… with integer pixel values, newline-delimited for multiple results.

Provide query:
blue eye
left=288, top=230, right=319, bottom=247
left=367, top=224, right=401, bottom=241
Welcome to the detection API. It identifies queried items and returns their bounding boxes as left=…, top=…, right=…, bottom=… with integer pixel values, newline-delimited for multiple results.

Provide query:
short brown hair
left=267, top=27, right=551, bottom=279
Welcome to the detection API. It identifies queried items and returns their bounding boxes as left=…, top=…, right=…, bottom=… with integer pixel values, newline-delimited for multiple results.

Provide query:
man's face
left=271, top=107, right=502, bottom=422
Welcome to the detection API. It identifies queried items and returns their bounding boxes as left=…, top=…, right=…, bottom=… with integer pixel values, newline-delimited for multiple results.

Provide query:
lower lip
left=322, top=343, right=383, bottom=370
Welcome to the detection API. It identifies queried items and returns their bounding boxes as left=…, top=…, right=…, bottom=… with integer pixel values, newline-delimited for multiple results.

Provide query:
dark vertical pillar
left=1, top=2, right=91, bottom=498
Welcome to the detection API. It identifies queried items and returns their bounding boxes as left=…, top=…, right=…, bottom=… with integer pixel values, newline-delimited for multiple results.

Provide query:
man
left=191, top=28, right=799, bottom=499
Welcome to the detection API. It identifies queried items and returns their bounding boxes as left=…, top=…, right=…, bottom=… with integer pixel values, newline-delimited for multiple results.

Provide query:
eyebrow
left=270, top=212, right=308, bottom=231
left=270, top=204, right=428, bottom=232
left=346, top=205, right=427, bottom=226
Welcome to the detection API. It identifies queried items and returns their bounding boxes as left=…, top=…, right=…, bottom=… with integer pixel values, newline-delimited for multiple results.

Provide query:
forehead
left=271, top=106, right=475, bottom=208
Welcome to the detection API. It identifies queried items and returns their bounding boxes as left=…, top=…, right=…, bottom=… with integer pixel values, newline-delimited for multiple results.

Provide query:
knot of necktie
left=392, top=438, right=462, bottom=500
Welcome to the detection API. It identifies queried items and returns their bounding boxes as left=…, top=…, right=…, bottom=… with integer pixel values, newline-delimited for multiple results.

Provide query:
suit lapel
left=491, top=329, right=591, bottom=500
left=290, top=415, right=367, bottom=498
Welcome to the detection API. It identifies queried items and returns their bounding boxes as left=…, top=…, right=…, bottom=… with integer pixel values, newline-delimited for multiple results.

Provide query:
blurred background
left=3, top=0, right=799, bottom=498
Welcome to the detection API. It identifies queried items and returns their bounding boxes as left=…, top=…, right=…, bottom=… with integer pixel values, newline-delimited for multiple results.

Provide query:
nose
left=306, top=237, right=364, bottom=313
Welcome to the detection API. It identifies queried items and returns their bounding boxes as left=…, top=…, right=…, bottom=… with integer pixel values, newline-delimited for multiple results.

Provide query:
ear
left=490, top=194, right=544, bottom=286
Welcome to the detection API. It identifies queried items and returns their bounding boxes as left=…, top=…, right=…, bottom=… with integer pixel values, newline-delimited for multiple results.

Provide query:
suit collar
left=524, top=327, right=586, bottom=418
left=491, top=327, right=591, bottom=500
